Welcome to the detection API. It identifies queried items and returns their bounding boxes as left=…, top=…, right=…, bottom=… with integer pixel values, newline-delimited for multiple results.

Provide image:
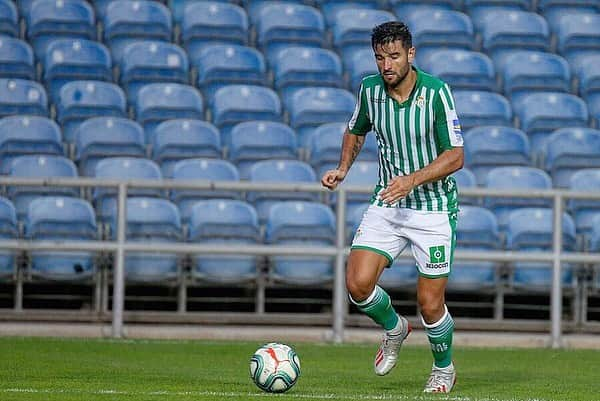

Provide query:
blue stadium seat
left=43, top=39, right=112, bottom=100
left=346, top=47, right=377, bottom=93
left=107, top=197, right=182, bottom=281
left=102, top=0, right=172, bottom=62
left=171, top=158, right=240, bottom=222
left=74, top=117, right=146, bottom=177
left=317, top=0, right=380, bottom=27
left=181, top=2, right=248, bottom=55
left=465, top=1, right=533, bottom=31
left=256, top=3, right=325, bottom=59
left=118, top=41, right=189, bottom=103
left=451, top=205, right=501, bottom=289
left=0, top=0, right=18, bottom=37
left=0, top=78, right=48, bottom=118
left=245, top=0, right=308, bottom=25
left=285, top=87, right=355, bottom=146
left=389, top=0, right=461, bottom=8
left=575, top=54, right=600, bottom=100
left=452, top=167, right=478, bottom=205
left=513, top=92, right=589, bottom=153
left=0, top=37, right=35, bottom=80
left=568, top=168, right=600, bottom=237
left=0, top=196, right=17, bottom=278
left=538, top=2, right=598, bottom=32
left=192, top=44, right=267, bottom=94
left=308, top=122, right=378, bottom=176
left=479, top=10, right=550, bottom=64
left=345, top=202, right=369, bottom=245
left=210, top=84, right=282, bottom=141
left=152, top=119, right=222, bottom=177
left=420, top=49, right=496, bottom=91
left=25, top=196, right=97, bottom=279
left=392, top=4, right=450, bottom=25
left=56, top=80, right=127, bottom=142
left=464, top=126, right=530, bottom=185
left=266, top=201, right=335, bottom=285
left=26, top=0, right=96, bottom=58
left=189, top=199, right=260, bottom=283
left=589, top=213, right=600, bottom=253
left=247, top=159, right=318, bottom=222
left=556, top=13, right=600, bottom=64
left=405, top=9, right=474, bottom=51
left=484, top=166, right=553, bottom=230
left=452, top=90, right=512, bottom=130
left=499, top=51, right=570, bottom=102
left=8, top=155, right=79, bottom=218
left=93, top=157, right=163, bottom=220
left=134, top=83, right=203, bottom=140
left=271, top=46, right=343, bottom=98
left=332, top=9, right=396, bottom=54
left=0, top=115, right=63, bottom=174
left=228, top=121, right=298, bottom=179
left=505, top=207, right=576, bottom=289
left=338, top=161, right=379, bottom=218
left=543, top=128, right=600, bottom=188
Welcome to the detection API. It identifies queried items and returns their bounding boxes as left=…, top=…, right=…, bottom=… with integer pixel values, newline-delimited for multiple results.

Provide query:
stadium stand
left=0, top=196, right=17, bottom=278
left=25, top=0, right=96, bottom=58
left=107, top=197, right=182, bottom=282
left=452, top=167, right=478, bottom=205
left=56, top=81, right=127, bottom=143
left=180, top=1, right=248, bottom=56
left=266, top=201, right=335, bottom=285
left=170, top=158, right=240, bottom=222
left=0, top=78, right=48, bottom=118
left=7, top=155, right=79, bottom=218
left=0, top=115, right=63, bottom=174
left=134, top=83, right=204, bottom=140
left=555, top=13, right=600, bottom=66
left=227, top=121, right=298, bottom=179
left=505, top=207, right=576, bottom=289
left=484, top=166, right=553, bottom=230
left=345, top=47, right=377, bottom=92
left=543, top=128, right=600, bottom=188
left=0, top=0, right=18, bottom=38
left=0, top=37, right=35, bottom=80
left=193, top=44, right=267, bottom=94
left=567, top=168, right=600, bottom=238
left=74, top=117, right=146, bottom=177
left=419, top=49, right=496, bottom=91
left=152, top=119, right=222, bottom=177
left=404, top=9, right=474, bottom=52
left=318, top=0, right=380, bottom=26
left=101, top=0, right=172, bottom=63
left=332, top=9, right=396, bottom=55
left=42, top=39, right=112, bottom=100
left=247, top=159, right=318, bottom=222
left=464, top=126, right=531, bottom=185
left=25, top=196, right=97, bottom=280
left=452, top=90, right=512, bottom=130
left=189, top=199, right=260, bottom=284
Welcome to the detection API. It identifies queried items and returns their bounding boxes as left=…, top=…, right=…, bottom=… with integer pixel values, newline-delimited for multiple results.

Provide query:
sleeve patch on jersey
left=446, top=110, right=463, bottom=147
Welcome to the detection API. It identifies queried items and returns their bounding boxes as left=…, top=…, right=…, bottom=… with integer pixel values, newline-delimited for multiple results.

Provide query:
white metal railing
left=1, top=176, right=600, bottom=347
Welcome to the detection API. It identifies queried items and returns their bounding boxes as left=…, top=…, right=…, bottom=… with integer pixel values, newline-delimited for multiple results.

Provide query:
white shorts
left=351, top=205, right=457, bottom=278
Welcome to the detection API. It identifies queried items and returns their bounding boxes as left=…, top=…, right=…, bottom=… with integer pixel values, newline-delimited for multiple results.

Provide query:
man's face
left=374, top=40, right=415, bottom=88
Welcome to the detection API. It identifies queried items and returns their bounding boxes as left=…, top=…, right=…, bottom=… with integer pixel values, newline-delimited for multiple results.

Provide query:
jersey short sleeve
left=348, top=82, right=372, bottom=135
left=433, top=83, right=464, bottom=151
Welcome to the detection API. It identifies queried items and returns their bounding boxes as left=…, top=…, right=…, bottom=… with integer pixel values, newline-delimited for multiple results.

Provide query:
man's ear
left=408, top=47, right=416, bottom=63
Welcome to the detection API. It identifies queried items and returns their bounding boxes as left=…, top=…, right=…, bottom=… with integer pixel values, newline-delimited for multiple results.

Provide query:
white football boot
left=373, top=316, right=411, bottom=376
left=423, top=362, right=456, bottom=393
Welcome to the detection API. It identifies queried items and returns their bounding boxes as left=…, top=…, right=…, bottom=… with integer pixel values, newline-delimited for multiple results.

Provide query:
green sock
left=423, top=305, right=454, bottom=368
left=351, top=285, right=399, bottom=331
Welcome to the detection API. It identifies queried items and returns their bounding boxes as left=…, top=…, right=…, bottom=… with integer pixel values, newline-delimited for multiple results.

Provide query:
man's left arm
left=380, top=84, right=464, bottom=203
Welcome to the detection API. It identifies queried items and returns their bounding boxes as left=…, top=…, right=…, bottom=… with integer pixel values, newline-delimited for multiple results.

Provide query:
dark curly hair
left=371, top=21, right=412, bottom=50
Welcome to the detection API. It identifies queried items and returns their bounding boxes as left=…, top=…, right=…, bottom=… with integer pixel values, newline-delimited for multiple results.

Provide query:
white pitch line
left=0, top=388, right=551, bottom=401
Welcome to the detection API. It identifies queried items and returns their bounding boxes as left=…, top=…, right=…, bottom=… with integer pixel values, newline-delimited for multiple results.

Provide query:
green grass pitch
left=1, top=337, right=598, bottom=401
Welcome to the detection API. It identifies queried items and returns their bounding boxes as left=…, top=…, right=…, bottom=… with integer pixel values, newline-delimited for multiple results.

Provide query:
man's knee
left=418, top=294, right=445, bottom=322
left=346, top=272, right=374, bottom=302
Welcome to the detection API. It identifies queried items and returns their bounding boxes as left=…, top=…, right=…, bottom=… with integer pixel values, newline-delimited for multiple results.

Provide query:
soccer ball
left=249, top=342, right=301, bottom=393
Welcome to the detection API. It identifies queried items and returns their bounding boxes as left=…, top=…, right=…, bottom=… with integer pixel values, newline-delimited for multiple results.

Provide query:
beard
left=383, top=64, right=411, bottom=89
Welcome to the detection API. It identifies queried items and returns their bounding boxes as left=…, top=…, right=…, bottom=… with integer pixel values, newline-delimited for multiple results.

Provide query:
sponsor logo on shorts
left=426, top=245, right=448, bottom=269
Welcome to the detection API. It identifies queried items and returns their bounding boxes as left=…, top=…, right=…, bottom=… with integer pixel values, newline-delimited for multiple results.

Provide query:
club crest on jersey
left=415, top=95, right=425, bottom=108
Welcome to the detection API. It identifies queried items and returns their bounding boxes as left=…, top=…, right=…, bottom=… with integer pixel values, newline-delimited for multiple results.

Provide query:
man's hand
left=380, top=175, right=416, bottom=204
left=321, top=169, right=347, bottom=190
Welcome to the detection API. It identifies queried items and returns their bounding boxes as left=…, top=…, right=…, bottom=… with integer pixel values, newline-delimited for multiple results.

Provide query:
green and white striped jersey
left=348, top=67, right=463, bottom=213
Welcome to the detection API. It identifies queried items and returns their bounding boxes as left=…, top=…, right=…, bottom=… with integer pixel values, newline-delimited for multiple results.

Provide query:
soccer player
left=321, top=21, right=464, bottom=393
